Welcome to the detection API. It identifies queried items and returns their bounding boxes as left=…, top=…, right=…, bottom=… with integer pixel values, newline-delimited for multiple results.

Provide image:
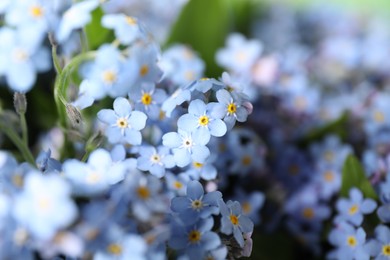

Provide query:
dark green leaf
left=85, top=7, right=112, bottom=50
left=341, top=154, right=377, bottom=199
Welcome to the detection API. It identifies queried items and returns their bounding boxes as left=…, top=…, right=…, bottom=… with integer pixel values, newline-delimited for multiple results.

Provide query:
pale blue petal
left=202, top=232, right=221, bottom=251
left=124, top=129, right=142, bottom=145
left=239, top=215, right=254, bottom=233
left=162, top=132, right=181, bottom=148
left=97, top=109, right=116, bottom=124
left=194, top=127, right=211, bottom=144
left=209, top=119, right=227, bottom=137
left=233, top=227, right=244, bottom=247
left=361, top=199, right=377, bottom=214
left=350, top=188, right=363, bottom=203
left=171, top=196, right=191, bottom=212
left=188, top=99, right=206, bottom=116
left=178, top=114, right=198, bottom=132
left=114, top=97, right=132, bottom=117
left=376, top=225, right=390, bottom=243
left=8, top=61, right=35, bottom=92
left=216, top=89, right=231, bottom=104
left=173, top=148, right=191, bottom=167
left=235, top=106, right=248, bottom=122
left=191, top=145, right=210, bottom=163
left=187, top=180, right=204, bottom=200
left=129, top=111, right=147, bottom=130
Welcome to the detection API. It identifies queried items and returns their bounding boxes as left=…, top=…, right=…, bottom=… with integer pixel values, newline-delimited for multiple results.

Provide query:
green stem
left=19, top=113, right=28, bottom=146
left=0, top=122, right=35, bottom=166
left=54, top=51, right=97, bottom=130
left=51, top=44, right=62, bottom=74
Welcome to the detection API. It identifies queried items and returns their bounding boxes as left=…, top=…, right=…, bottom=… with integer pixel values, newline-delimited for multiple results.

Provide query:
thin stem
left=0, top=122, right=35, bottom=166
left=19, top=113, right=28, bottom=146
left=52, top=44, right=63, bottom=74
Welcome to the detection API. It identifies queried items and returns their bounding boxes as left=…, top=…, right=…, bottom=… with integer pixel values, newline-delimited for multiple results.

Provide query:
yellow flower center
left=382, top=245, right=390, bottom=256
left=107, top=243, right=122, bottom=255
left=242, top=202, right=251, bottom=214
left=30, top=5, right=44, bottom=18
left=323, top=171, right=335, bottom=182
left=37, top=196, right=51, bottom=210
left=324, top=151, right=334, bottom=162
left=347, top=236, right=357, bottom=248
left=116, top=118, right=128, bottom=129
left=86, top=172, right=101, bottom=184
left=193, top=162, right=203, bottom=169
left=289, top=164, right=300, bottom=176
left=302, top=207, right=315, bottom=219
left=198, top=115, right=209, bottom=126
left=227, top=103, right=237, bottom=114
left=12, top=175, right=23, bottom=187
left=374, top=111, right=385, bottom=123
left=140, top=65, right=149, bottom=76
left=102, top=70, right=117, bottom=84
left=191, top=199, right=203, bottom=210
left=13, top=49, right=29, bottom=62
left=241, top=155, right=252, bottom=166
left=230, top=214, right=239, bottom=226
left=125, top=16, right=136, bottom=25
left=141, top=93, right=152, bottom=105
left=173, top=181, right=183, bottom=189
left=349, top=204, right=359, bottom=215
left=137, top=186, right=150, bottom=200
left=150, top=154, right=161, bottom=164
left=188, top=230, right=201, bottom=243
left=185, top=71, right=194, bottom=80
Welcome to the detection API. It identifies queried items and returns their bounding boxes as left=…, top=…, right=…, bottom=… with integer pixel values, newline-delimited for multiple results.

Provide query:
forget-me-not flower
left=365, top=224, right=390, bottom=260
left=137, top=145, right=175, bottom=178
left=335, top=187, right=377, bottom=226
left=177, top=99, right=227, bottom=145
left=102, top=14, right=146, bottom=45
left=218, top=199, right=254, bottom=248
left=170, top=180, right=222, bottom=225
left=13, top=172, right=77, bottom=239
left=98, top=97, right=147, bottom=145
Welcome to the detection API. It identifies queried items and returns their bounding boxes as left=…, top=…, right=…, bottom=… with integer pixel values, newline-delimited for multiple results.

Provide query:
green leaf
left=85, top=7, right=112, bottom=50
left=341, top=154, right=377, bottom=199
left=298, top=112, right=348, bottom=147
left=165, top=0, right=231, bottom=78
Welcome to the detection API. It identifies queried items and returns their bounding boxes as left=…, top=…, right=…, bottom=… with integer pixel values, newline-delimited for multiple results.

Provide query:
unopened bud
left=48, top=32, right=58, bottom=47
left=65, top=104, right=82, bottom=127
left=13, top=92, right=27, bottom=115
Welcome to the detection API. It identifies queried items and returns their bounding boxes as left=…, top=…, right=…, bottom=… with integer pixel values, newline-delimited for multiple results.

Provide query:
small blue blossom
left=184, top=159, right=217, bottom=181
left=132, top=43, right=163, bottom=85
left=328, top=222, right=369, bottom=260
left=80, top=45, right=138, bottom=100
left=216, top=33, right=263, bottom=74
left=364, top=224, right=390, bottom=260
left=171, top=180, right=222, bottom=225
left=212, top=89, right=249, bottom=130
left=13, top=171, right=78, bottom=239
left=335, top=187, right=377, bottom=226
left=56, top=0, right=99, bottom=43
left=63, top=148, right=126, bottom=196
left=102, top=14, right=146, bottom=45
left=233, top=189, right=265, bottom=225
left=169, top=217, right=221, bottom=260
left=137, top=145, right=175, bottom=178
left=218, top=199, right=254, bottom=248
left=165, top=172, right=191, bottom=196
left=162, top=129, right=210, bottom=167
left=98, top=97, right=147, bottom=145
left=130, top=83, right=167, bottom=120
left=177, top=99, right=227, bottom=145
left=0, top=27, right=51, bottom=92
left=161, top=88, right=191, bottom=117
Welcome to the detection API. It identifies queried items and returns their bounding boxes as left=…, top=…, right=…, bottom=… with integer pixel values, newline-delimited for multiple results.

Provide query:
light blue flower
left=160, top=44, right=205, bottom=85
left=56, top=0, right=99, bottom=43
left=0, top=27, right=50, bottom=92
left=177, top=99, right=227, bottom=145
left=62, top=148, right=126, bottom=196
left=335, top=187, right=377, bottom=226
left=98, top=97, right=147, bottom=145
left=328, top=222, right=369, bottom=260
left=212, top=89, right=249, bottom=130
left=365, top=225, right=390, bottom=260
left=102, top=14, right=146, bottom=45
left=132, top=43, right=163, bottom=85
left=13, top=171, right=77, bottom=239
left=218, top=199, right=254, bottom=248
left=171, top=180, right=222, bottom=225
left=137, top=145, right=175, bottom=178
left=216, top=33, right=263, bottom=74
left=130, top=83, right=167, bottom=120
left=162, top=129, right=210, bottom=167
left=161, top=88, right=191, bottom=118
left=184, top=158, right=217, bottom=181
left=169, top=217, right=221, bottom=260
left=80, top=44, right=138, bottom=100
left=310, top=135, right=352, bottom=168
left=94, top=233, right=147, bottom=260
left=165, top=172, right=191, bottom=196
left=313, top=166, right=341, bottom=200
left=233, top=189, right=265, bottom=225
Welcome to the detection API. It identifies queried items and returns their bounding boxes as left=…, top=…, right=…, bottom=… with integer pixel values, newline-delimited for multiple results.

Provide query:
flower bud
left=13, top=92, right=27, bottom=115
left=65, top=104, right=82, bottom=127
